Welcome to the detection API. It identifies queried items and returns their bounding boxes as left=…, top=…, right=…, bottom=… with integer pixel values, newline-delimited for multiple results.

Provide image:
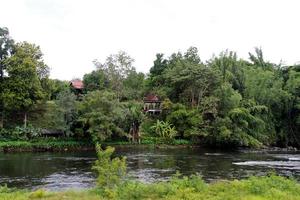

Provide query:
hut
left=70, top=79, right=84, bottom=90
left=143, top=94, right=162, bottom=115
left=70, top=79, right=84, bottom=97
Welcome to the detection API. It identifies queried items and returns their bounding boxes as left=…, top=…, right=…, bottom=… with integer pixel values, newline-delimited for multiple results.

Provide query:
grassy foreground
left=1, top=175, right=300, bottom=200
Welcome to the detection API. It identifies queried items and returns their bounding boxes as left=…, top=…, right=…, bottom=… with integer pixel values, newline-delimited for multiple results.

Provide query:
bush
left=151, top=120, right=177, bottom=141
left=29, top=189, right=47, bottom=198
left=166, top=104, right=204, bottom=138
left=92, top=144, right=127, bottom=190
left=0, top=126, right=41, bottom=140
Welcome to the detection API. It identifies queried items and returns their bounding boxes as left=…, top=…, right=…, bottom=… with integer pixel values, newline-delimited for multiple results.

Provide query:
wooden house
left=143, top=94, right=162, bottom=115
left=70, top=79, right=84, bottom=97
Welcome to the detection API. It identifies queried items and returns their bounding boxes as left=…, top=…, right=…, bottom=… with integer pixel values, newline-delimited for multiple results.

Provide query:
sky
left=1, top=0, right=300, bottom=80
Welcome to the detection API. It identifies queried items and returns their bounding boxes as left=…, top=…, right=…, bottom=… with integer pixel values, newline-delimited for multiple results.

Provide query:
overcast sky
left=1, top=0, right=300, bottom=80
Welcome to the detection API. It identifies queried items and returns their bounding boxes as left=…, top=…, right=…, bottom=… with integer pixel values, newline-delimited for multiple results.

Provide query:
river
left=0, top=146, right=299, bottom=191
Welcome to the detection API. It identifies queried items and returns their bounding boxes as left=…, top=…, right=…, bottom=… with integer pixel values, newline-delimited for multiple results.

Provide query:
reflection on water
left=0, top=146, right=299, bottom=190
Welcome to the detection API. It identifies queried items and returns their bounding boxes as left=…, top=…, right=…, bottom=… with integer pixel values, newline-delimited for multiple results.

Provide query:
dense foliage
left=1, top=27, right=300, bottom=148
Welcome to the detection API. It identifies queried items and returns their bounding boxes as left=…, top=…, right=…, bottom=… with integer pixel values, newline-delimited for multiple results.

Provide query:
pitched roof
left=144, top=94, right=160, bottom=102
left=70, top=79, right=84, bottom=89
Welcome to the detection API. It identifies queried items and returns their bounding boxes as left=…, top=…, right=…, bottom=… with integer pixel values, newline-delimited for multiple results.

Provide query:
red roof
left=70, top=80, right=84, bottom=89
left=144, top=94, right=160, bottom=102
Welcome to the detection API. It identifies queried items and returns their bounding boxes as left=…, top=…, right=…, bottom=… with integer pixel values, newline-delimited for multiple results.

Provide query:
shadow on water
left=0, top=146, right=299, bottom=190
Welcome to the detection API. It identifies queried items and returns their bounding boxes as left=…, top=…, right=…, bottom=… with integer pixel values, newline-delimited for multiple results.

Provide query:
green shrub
left=151, top=120, right=177, bottom=141
left=0, top=126, right=41, bottom=140
left=92, top=144, right=127, bottom=190
left=29, top=189, right=47, bottom=198
left=140, top=117, right=156, bottom=136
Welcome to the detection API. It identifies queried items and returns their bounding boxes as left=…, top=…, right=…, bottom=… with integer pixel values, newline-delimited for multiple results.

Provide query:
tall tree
left=165, top=60, right=220, bottom=107
left=83, top=69, right=106, bottom=92
left=124, top=102, right=144, bottom=143
left=123, top=71, right=145, bottom=100
left=0, top=27, right=14, bottom=128
left=3, top=42, right=49, bottom=127
left=78, top=91, right=124, bottom=142
left=0, top=27, right=14, bottom=79
left=148, top=53, right=168, bottom=88
left=283, top=66, right=300, bottom=146
left=93, top=51, right=135, bottom=100
left=56, top=90, right=77, bottom=135
left=183, top=46, right=201, bottom=64
left=248, top=47, right=274, bottom=70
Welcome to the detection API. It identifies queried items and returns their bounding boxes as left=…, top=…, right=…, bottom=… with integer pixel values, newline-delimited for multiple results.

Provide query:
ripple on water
left=33, top=157, right=95, bottom=161
left=233, top=161, right=300, bottom=170
left=204, top=153, right=223, bottom=156
left=128, top=168, right=175, bottom=183
left=272, top=154, right=300, bottom=161
left=38, top=172, right=95, bottom=191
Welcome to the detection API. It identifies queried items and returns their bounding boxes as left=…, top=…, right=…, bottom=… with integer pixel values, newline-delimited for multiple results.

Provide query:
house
left=70, top=79, right=84, bottom=96
left=143, top=94, right=162, bottom=115
left=70, top=79, right=84, bottom=90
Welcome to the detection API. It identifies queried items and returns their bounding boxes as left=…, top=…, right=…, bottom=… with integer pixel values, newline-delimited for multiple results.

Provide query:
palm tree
left=127, top=104, right=143, bottom=144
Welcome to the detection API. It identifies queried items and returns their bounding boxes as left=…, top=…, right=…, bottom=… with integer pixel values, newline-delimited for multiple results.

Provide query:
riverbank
left=1, top=136, right=298, bottom=153
left=0, top=137, right=195, bottom=152
left=1, top=175, right=299, bottom=200
left=0, top=139, right=94, bottom=152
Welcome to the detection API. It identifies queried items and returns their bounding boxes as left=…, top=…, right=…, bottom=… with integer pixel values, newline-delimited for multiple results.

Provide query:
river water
left=0, top=146, right=299, bottom=191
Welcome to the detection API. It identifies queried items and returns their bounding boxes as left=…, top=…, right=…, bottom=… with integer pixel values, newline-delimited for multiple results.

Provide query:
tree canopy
left=1, top=27, right=300, bottom=148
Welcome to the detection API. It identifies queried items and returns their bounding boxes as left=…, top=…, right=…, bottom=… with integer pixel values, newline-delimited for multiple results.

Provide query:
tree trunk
left=137, top=126, right=140, bottom=144
left=130, top=122, right=140, bottom=144
left=24, top=112, right=27, bottom=128
left=191, top=90, right=195, bottom=108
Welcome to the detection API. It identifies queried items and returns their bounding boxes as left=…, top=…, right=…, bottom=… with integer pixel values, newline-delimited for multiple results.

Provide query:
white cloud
left=0, top=0, right=300, bottom=80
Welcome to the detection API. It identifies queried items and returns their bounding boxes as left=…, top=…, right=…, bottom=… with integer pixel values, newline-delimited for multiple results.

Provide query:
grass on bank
left=0, top=137, right=193, bottom=152
left=0, top=175, right=300, bottom=200
left=0, top=138, right=93, bottom=152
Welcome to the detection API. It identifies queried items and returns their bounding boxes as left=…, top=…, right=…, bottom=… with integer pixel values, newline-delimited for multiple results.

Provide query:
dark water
left=0, top=146, right=299, bottom=191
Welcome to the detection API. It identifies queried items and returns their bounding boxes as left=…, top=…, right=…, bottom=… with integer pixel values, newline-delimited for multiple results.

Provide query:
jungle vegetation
left=1, top=27, right=300, bottom=148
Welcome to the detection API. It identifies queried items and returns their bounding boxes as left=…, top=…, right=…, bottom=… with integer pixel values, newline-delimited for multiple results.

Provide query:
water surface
left=0, top=146, right=299, bottom=190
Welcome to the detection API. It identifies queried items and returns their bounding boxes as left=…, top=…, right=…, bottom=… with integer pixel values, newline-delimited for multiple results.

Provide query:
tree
left=147, top=53, right=168, bottom=88
left=56, top=90, right=77, bottom=135
left=93, top=51, right=135, bottom=100
left=243, top=67, right=289, bottom=135
left=3, top=42, right=49, bottom=127
left=124, top=102, right=144, bottom=143
left=30, top=101, right=65, bottom=131
left=83, top=69, right=106, bottom=92
left=122, top=71, right=145, bottom=100
left=0, top=27, right=14, bottom=79
left=165, top=60, right=220, bottom=107
left=78, top=91, right=125, bottom=142
left=40, top=78, right=69, bottom=100
left=166, top=104, right=203, bottom=138
left=184, top=46, right=201, bottom=64
left=248, top=47, right=274, bottom=70
left=208, top=50, right=246, bottom=93
left=0, top=27, right=14, bottom=128
left=282, top=67, right=300, bottom=146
